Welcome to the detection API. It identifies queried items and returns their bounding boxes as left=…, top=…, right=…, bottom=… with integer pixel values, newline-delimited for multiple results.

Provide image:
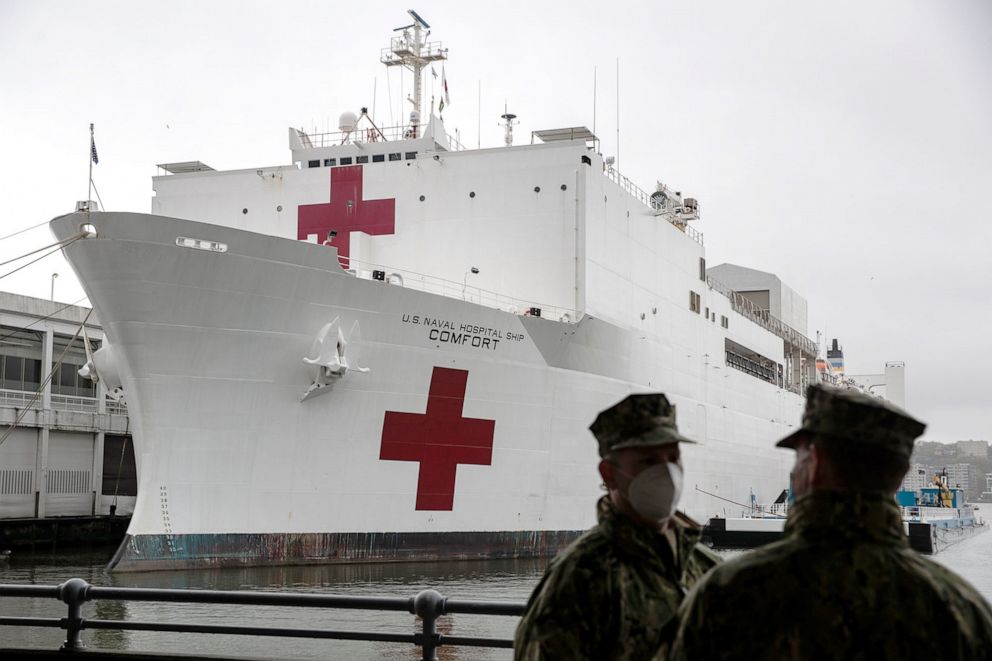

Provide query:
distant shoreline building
left=0, top=292, right=134, bottom=520
left=955, top=440, right=989, bottom=460
left=945, top=463, right=979, bottom=493
left=902, top=463, right=932, bottom=493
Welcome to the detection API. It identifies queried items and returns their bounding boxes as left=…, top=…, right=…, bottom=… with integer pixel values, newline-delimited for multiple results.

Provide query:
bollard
left=57, top=578, right=91, bottom=651
left=411, top=589, right=446, bottom=661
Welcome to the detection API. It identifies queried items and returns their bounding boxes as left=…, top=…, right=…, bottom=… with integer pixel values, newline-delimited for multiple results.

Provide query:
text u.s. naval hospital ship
left=52, top=12, right=865, bottom=571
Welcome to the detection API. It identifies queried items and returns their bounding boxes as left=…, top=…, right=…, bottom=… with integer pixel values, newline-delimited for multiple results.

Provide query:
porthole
left=469, top=191, right=476, bottom=198
left=419, top=195, right=426, bottom=202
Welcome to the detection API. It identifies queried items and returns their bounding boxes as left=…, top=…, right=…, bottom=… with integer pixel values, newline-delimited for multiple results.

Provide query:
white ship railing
left=381, top=38, right=448, bottom=65
left=705, top=275, right=818, bottom=356
left=299, top=123, right=466, bottom=151
left=341, top=258, right=580, bottom=324
left=300, top=124, right=413, bottom=147
left=602, top=167, right=705, bottom=245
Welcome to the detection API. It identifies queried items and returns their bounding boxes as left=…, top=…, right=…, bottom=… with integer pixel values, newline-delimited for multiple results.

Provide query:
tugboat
left=899, top=469, right=988, bottom=554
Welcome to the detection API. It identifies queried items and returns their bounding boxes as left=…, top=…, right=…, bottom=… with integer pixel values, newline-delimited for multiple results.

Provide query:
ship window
left=339, top=157, right=353, bottom=165
left=389, top=153, right=401, bottom=161
left=307, top=160, right=320, bottom=168
left=705, top=307, right=709, bottom=318
left=356, top=155, right=369, bottom=164
left=699, top=257, right=706, bottom=281
left=690, top=291, right=701, bottom=314
left=372, top=154, right=385, bottom=163
left=405, top=151, right=417, bottom=160
left=323, top=158, right=336, bottom=167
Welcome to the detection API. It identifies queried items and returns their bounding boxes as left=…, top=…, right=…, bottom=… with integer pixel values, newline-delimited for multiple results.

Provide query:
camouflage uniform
left=669, top=385, right=992, bottom=661
left=515, top=496, right=718, bottom=660
left=514, top=393, right=720, bottom=661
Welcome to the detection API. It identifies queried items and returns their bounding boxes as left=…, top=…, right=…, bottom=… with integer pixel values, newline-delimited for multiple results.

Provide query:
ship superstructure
left=52, top=12, right=840, bottom=571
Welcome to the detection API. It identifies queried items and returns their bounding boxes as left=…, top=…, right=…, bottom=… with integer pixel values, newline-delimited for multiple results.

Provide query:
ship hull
left=109, top=530, right=583, bottom=572
left=53, top=212, right=800, bottom=571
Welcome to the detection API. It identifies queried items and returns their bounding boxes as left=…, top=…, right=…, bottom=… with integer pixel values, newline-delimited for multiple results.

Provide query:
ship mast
left=381, top=10, right=447, bottom=139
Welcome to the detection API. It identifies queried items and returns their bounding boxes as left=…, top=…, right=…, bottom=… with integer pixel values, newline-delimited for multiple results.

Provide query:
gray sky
left=1, top=0, right=989, bottom=441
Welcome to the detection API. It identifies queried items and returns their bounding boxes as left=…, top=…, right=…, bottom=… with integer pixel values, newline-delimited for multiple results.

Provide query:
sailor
left=668, top=384, right=992, bottom=661
left=514, top=393, right=720, bottom=661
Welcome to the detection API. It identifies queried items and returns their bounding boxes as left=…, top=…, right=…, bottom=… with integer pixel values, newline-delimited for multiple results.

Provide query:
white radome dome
left=338, top=111, right=358, bottom=133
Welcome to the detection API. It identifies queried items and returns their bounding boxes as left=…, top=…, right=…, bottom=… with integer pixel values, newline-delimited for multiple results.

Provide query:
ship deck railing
left=341, top=257, right=581, bottom=324
left=0, top=388, right=127, bottom=415
left=705, top=275, right=818, bottom=357
left=0, top=579, right=525, bottom=661
left=297, top=123, right=466, bottom=151
left=602, top=166, right=705, bottom=245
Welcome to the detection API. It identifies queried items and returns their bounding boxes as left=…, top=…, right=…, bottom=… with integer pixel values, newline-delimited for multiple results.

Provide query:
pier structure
left=0, top=292, right=133, bottom=539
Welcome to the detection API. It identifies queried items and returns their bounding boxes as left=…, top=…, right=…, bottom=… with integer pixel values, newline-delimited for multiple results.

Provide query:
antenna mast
left=381, top=10, right=447, bottom=138
left=500, top=104, right=518, bottom=147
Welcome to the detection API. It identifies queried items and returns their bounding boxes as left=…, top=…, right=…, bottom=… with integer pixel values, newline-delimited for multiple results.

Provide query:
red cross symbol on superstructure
left=380, top=367, right=496, bottom=511
left=297, top=165, right=396, bottom=268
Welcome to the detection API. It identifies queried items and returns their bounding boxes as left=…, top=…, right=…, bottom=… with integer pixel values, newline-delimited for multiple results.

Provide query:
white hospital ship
left=52, top=12, right=878, bottom=571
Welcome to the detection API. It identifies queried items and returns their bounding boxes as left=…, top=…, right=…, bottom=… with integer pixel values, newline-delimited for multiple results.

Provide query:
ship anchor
left=301, top=318, right=369, bottom=401
left=77, top=325, right=126, bottom=404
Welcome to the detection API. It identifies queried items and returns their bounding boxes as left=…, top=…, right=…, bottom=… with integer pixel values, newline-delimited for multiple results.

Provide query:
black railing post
left=57, top=577, right=91, bottom=651
left=411, top=589, right=445, bottom=661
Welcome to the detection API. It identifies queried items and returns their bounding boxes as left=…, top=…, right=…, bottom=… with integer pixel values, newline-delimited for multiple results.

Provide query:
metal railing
left=602, top=167, right=705, bottom=245
left=0, top=387, right=37, bottom=408
left=0, top=579, right=525, bottom=661
left=705, top=275, right=818, bottom=357
left=50, top=393, right=98, bottom=413
left=298, top=121, right=465, bottom=150
left=0, top=388, right=128, bottom=414
left=341, top=256, right=580, bottom=324
left=381, top=39, right=448, bottom=65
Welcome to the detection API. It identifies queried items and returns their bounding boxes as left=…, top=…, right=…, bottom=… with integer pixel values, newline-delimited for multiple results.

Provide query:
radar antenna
left=381, top=10, right=447, bottom=139
left=500, top=104, right=518, bottom=147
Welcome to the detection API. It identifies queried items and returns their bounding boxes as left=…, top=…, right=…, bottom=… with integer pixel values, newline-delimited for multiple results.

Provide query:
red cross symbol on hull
left=380, top=367, right=496, bottom=511
left=297, top=165, right=396, bottom=268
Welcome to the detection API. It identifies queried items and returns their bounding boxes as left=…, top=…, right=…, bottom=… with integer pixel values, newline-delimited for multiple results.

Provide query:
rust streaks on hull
left=109, top=530, right=583, bottom=572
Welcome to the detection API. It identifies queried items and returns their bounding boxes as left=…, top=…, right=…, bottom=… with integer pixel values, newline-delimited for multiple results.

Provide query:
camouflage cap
left=590, top=393, right=695, bottom=458
left=777, top=384, right=926, bottom=458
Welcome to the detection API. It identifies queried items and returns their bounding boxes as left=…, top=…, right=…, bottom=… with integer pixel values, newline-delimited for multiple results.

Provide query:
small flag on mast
left=431, top=66, right=438, bottom=80
left=442, top=65, right=450, bottom=107
left=90, top=123, right=99, bottom=165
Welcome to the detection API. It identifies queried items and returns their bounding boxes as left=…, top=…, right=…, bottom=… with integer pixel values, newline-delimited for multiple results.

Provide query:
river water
left=2, top=530, right=991, bottom=660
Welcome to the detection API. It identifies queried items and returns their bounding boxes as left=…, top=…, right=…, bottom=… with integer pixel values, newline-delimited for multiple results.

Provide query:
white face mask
left=625, top=462, right=684, bottom=523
